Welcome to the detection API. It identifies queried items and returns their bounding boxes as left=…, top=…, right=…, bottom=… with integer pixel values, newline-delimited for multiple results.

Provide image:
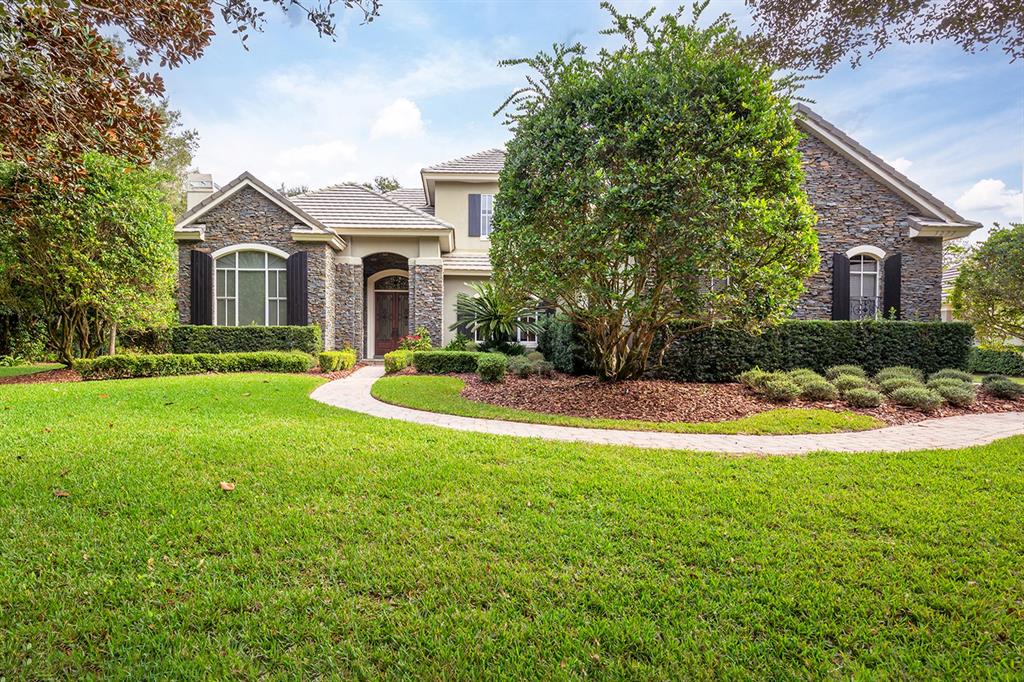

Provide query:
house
left=172, top=105, right=981, bottom=358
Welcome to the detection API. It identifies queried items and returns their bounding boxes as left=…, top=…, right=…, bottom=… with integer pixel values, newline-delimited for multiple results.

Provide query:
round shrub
left=929, top=368, right=973, bottom=384
left=533, top=360, right=555, bottom=376
left=526, top=351, right=545, bottom=363
left=787, top=368, right=825, bottom=386
left=738, top=367, right=770, bottom=390
left=799, top=378, right=839, bottom=401
left=878, top=376, right=924, bottom=396
left=760, top=376, right=801, bottom=403
left=825, top=364, right=866, bottom=380
left=983, top=377, right=1024, bottom=400
left=832, top=374, right=871, bottom=393
left=874, top=366, right=924, bottom=383
left=476, top=353, right=507, bottom=383
left=890, top=386, right=943, bottom=413
left=926, top=377, right=968, bottom=392
left=931, top=384, right=976, bottom=407
left=845, top=388, right=883, bottom=408
left=507, top=355, right=533, bottom=378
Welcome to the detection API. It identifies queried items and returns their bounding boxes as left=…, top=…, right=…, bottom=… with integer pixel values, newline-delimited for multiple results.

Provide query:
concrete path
left=310, top=366, right=1024, bottom=455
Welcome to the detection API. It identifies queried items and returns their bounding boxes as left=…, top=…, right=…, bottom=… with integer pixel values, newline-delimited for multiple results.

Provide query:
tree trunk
left=107, top=321, right=117, bottom=356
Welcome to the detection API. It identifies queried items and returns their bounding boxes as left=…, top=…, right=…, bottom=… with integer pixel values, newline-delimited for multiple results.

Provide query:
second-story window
left=480, top=194, right=494, bottom=238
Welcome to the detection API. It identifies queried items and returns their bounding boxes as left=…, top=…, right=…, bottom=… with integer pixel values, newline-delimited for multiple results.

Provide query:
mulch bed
left=460, top=373, right=1024, bottom=427
left=0, top=369, right=81, bottom=385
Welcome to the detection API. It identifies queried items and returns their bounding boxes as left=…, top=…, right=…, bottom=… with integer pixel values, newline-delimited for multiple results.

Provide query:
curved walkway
left=310, top=366, right=1024, bottom=455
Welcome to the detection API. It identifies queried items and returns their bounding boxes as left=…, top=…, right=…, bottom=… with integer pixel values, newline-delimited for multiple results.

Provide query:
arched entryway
left=368, top=269, right=409, bottom=356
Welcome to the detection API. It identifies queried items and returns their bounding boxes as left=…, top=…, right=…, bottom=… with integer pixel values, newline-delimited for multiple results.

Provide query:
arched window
left=849, top=254, right=880, bottom=320
left=215, top=250, right=287, bottom=326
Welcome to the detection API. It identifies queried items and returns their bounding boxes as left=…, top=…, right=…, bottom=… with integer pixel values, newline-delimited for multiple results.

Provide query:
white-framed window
left=479, top=194, right=494, bottom=239
left=849, top=254, right=880, bottom=320
left=215, top=250, right=287, bottom=326
left=516, top=314, right=537, bottom=345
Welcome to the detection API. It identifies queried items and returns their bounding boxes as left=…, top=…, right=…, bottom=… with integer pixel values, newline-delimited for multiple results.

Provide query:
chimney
left=186, top=172, right=215, bottom=210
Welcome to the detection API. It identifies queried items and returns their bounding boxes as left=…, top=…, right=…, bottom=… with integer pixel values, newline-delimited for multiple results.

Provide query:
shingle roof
left=423, top=148, right=505, bottom=174
left=442, top=251, right=491, bottom=272
left=385, top=187, right=433, bottom=215
left=292, top=183, right=451, bottom=229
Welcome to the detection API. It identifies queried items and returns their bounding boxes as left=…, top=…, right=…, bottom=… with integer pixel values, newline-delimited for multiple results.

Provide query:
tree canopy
left=951, top=223, right=1024, bottom=344
left=489, top=3, right=819, bottom=380
left=0, top=152, right=177, bottom=364
left=746, top=0, right=1022, bottom=72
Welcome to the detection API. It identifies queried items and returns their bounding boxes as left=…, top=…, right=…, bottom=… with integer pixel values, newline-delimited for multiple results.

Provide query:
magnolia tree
left=489, top=3, right=819, bottom=380
left=951, top=223, right=1024, bottom=344
left=0, top=153, right=176, bottom=364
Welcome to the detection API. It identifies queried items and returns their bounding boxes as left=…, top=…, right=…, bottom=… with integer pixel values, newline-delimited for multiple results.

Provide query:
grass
left=974, top=373, right=1024, bottom=385
left=0, top=362, right=62, bottom=378
left=371, top=374, right=884, bottom=434
left=1, top=374, right=1022, bottom=677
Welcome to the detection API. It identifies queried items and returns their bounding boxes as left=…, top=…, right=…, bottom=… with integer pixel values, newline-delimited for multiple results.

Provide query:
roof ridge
left=346, top=182, right=453, bottom=227
left=424, top=147, right=506, bottom=171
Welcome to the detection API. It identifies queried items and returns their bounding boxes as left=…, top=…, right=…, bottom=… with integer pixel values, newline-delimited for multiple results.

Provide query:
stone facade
left=408, top=263, right=444, bottom=343
left=797, top=135, right=943, bottom=321
left=335, top=260, right=364, bottom=353
left=175, top=187, right=339, bottom=348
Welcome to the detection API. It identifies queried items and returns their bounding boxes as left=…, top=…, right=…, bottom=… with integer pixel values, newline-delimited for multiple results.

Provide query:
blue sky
left=161, top=0, right=1023, bottom=241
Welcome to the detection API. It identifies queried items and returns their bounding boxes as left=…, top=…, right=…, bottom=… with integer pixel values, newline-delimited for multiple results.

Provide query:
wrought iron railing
left=851, top=296, right=879, bottom=320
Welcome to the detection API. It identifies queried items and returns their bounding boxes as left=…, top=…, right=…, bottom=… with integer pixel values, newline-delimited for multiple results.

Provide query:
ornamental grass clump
left=832, top=374, right=871, bottom=393
left=799, top=378, right=839, bottom=401
left=929, top=368, right=974, bottom=383
left=875, top=366, right=924, bottom=383
left=844, top=388, right=883, bottom=408
left=982, top=377, right=1024, bottom=400
left=825, top=365, right=866, bottom=380
left=891, top=386, right=943, bottom=413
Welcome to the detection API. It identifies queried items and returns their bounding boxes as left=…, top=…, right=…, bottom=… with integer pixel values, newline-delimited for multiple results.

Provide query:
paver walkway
left=311, top=366, right=1024, bottom=455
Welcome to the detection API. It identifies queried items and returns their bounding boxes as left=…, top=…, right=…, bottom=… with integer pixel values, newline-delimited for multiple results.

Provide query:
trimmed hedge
left=384, top=350, right=414, bottom=374
left=651, top=320, right=974, bottom=382
left=413, top=351, right=480, bottom=375
left=969, top=347, right=1024, bottom=377
left=169, top=325, right=322, bottom=354
left=476, top=353, right=507, bottom=382
left=74, top=351, right=314, bottom=380
left=317, top=349, right=357, bottom=373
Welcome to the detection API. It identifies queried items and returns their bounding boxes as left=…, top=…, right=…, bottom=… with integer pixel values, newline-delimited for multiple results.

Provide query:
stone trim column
left=408, top=258, right=443, bottom=346
left=335, top=256, right=364, bottom=357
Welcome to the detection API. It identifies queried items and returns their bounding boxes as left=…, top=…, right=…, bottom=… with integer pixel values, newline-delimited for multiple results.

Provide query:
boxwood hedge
left=649, top=320, right=973, bottom=383
left=969, top=347, right=1024, bottom=377
left=412, top=351, right=481, bottom=374
left=169, top=325, right=322, bottom=354
left=74, top=351, right=314, bottom=380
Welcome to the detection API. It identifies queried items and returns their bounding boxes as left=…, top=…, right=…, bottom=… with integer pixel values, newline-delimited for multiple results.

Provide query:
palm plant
left=451, top=282, right=540, bottom=345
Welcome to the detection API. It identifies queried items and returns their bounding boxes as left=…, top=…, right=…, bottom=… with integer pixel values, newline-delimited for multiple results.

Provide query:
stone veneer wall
left=335, top=260, right=364, bottom=355
left=175, top=186, right=338, bottom=348
left=797, top=135, right=943, bottom=321
left=408, top=263, right=444, bottom=343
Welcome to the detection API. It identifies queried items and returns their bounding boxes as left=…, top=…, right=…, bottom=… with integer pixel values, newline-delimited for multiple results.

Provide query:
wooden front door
left=374, top=291, right=408, bottom=356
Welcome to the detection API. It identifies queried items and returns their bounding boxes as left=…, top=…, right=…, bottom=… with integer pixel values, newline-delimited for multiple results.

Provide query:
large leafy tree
left=490, top=3, right=819, bottom=380
left=0, top=0, right=379, bottom=178
left=951, top=224, right=1024, bottom=343
left=0, top=152, right=177, bottom=365
left=747, top=0, right=1022, bottom=72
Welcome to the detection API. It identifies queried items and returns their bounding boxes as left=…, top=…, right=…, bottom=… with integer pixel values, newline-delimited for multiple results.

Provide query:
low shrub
left=120, top=326, right=172, bottom=354
left=476, top=353, right=507, bottom=383
left=931, top=383, right=976, bottom=407
left=318, top=349, right=357, bottom=373
left=0, top=355, right=23, bottom=367
left=825, top=364, right=866, bottom=380
left=969, top=346, right=1024, bottom=377
left=170, top=325, right=322, bottom=354
left=533, top=360, right=555, bottom=376
left=845, top=388, right=883, bottom=408
left=760, top=376, right=801, bottom=403
left=832, top=375, right=871, bottom=393
left=398, top=326, right=433, bottom=351
left=874, top=366, right=924, bottom=383
left=890, top=386, right=943, bottom=412
left=413, top=351, right=480, bottom=374
left=787, top=368, right=825, bottom=387
left=929, top=368, right=974, bottom=383
left=879, top=376, right=925, bottom=395
left=738, top=368, right=775, bottom=390
left=507, top=355, right=533, bottom=378
left=926, top=377, right=969, bottom=392
left=983, top=377, right=1024, bottom=400
left=384, top=350, right=414, bottom=374
left=443, top=333, right=476, bottom=352
left=799, top=378, right=839, bottom=401
left=74, top=351, right=314, bottom=380
left=526, top=351, right=545, bottom=363
left=480, top=339, right=526, bottom=356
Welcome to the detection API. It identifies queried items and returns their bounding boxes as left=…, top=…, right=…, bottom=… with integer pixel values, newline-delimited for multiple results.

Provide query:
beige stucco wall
left=342, top=235, right=442, bottom=260
left=442, top=273, right=492, bottom=345
left=433, top=180, right=499, bottom=253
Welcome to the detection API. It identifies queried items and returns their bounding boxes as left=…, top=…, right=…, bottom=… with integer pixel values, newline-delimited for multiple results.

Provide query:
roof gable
left=423, top=148, right=505, bottom=174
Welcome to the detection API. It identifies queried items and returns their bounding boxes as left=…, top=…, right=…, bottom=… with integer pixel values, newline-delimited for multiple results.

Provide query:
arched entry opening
left=363, top=253, right=410, bottom=357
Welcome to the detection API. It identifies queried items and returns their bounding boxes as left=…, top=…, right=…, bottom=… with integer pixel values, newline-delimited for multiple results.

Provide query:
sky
left=160, top=0, right=1024, bottom=241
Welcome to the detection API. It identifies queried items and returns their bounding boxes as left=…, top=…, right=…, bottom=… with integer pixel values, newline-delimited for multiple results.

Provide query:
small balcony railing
left=851, top=296, right=880, bottom=320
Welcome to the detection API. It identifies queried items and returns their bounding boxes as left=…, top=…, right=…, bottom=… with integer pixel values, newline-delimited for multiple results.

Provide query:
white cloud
left=884, top=156, right=913, bottom=174
left=370, top=98, right=424, bottom=139
left=956, top=178, right=1024, bottom=220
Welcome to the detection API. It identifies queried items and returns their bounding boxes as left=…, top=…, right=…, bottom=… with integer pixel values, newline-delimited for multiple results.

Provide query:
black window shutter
left=467, top=194, right=481, bottom=237
left=882, top=253, right=902, bottom=320
left=831, top=252, right=850, bottom=321
left=190, top=250, right=213, bottom=325
left=286, top=251, right=309, bottom=326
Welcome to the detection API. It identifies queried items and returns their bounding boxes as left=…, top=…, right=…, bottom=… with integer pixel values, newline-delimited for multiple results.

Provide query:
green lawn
left=371, top=374, right=884, bottom=434
left=974, top=373, right=1024, bottom=385
left=1, top=374, right=1022, bottom=677
left=0, top=363, right=62, bottom=378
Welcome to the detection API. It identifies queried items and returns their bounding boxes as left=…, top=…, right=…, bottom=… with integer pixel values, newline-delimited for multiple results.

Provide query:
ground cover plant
left=0, top=363, right=62, bottom=379
left=1, top=374, right=1022, bottom=677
